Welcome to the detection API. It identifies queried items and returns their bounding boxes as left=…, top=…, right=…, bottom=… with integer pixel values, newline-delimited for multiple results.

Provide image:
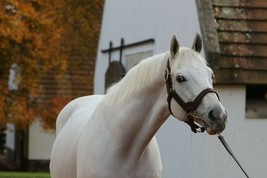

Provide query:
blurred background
left=0, top=0, right=104, bottom=176
left=1, top=0, right=267, bottom=178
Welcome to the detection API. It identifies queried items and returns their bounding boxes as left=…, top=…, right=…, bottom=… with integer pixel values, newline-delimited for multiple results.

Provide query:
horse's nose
left=208, top=108, right=227, bottom=121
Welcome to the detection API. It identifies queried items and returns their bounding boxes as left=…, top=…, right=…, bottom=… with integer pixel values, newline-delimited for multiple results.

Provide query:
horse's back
left=50, top=95, right=104, bottom=178
left=55, top=95, right=103, bottom=135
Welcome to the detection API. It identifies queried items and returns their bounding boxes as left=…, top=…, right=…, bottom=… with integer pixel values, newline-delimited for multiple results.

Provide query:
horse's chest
left=80, top=161, right=161, bottom=178
left=77, top=137, right=162, bottom=178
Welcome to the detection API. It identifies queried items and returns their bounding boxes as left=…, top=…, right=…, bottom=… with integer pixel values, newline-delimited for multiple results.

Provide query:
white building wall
left=6, top=123, right=15, bottom=151
left=95, top=1, right=267, bottom=178
left=28, top=120, right=55, bottom=160
left=206, top=85, right=267, bottom=178
left=94, top=0, right=203, bottom=94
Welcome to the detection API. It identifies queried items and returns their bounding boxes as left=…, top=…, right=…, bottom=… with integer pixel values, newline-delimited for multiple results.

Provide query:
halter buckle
left=164, top=68, right=170, bottom=81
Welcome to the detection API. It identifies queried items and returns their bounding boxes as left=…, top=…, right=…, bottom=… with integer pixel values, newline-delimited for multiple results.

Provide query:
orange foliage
left=4, top=94, right=36, bottom=130
left=0, top=0, right=104, bottom=129
left=36, top=97, right=70, bottom=129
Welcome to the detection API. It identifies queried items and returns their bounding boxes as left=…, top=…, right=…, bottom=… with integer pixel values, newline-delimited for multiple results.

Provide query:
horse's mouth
left=204, top=123, right=226, bottom=135
left=194, top=117, right=225, bottom=135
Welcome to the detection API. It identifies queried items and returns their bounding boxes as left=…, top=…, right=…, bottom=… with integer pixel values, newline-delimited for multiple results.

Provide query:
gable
left=196, top=0, right=267, bottom=84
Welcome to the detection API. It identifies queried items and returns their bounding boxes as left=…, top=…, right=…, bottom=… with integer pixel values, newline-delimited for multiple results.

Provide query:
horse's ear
left=170, top=35, right=179, bottom=58
left=192, top=33, right=202, bottom=53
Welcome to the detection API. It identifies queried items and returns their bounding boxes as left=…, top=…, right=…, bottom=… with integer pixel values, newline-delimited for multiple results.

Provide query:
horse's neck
left=117, top=87, right=169, bottom=156
left=101, top=54, right=170, bottom=164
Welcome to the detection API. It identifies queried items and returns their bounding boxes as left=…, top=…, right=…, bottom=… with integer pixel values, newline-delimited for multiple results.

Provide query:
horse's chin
left=203, top=122, right=226, bottom=135
left=206, top=127, right=219, bottom=135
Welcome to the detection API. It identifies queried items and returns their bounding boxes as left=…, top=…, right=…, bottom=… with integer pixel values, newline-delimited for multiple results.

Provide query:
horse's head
left=166, top=34, right=227, bottom=135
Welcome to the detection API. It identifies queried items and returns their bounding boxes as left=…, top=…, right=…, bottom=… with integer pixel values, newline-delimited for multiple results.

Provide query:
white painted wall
left=95, top=1, right=267, bottom=178
left=6, top=123, right=15, bottom=151
left=205, top=85, right=267, bottom=178
left=28, top=120, right=55, bottom=160
left=94, top=0, right=203, bottom=94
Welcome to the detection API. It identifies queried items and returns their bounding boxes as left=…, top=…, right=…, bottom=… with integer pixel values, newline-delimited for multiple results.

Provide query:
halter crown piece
left=165, top=58, right=220, bottom=133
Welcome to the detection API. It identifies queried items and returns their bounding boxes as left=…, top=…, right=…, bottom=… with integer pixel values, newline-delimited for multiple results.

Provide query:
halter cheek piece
left=165, top=59, right=220, bottom=133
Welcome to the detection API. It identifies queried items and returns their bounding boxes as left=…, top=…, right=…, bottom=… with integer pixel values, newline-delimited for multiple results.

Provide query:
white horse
left=50, top=34, right=227, bottom=178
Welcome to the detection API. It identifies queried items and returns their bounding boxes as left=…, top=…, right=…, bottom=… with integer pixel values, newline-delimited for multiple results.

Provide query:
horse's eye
left=176, top=75, right=186, bottom=83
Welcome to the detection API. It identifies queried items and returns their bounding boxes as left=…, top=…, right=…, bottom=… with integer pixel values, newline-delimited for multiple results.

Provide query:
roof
left=196, top=0, right=267, bottom=84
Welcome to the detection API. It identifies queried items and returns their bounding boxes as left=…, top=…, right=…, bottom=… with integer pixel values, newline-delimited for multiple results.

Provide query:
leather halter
left=165, top=58, right=220, bottom=133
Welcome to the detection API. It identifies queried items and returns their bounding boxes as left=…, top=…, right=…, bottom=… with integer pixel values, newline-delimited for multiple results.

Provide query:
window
left=125, top=51, right=153, bottom=71
left=246, top=85, right=267, bottom=118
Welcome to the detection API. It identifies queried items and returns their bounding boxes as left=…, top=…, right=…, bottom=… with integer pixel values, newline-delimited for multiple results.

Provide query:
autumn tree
left=0, top=0, right=103, bottom=129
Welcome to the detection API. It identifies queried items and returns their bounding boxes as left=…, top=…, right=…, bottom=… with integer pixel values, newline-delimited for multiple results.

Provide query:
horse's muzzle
left=206, top=109, right=227, bottom=135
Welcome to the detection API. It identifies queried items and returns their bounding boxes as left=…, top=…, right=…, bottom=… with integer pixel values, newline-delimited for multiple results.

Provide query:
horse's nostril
left=208, top=110, right=215, bottom=120
left=209, top=109, right=227, bottom=121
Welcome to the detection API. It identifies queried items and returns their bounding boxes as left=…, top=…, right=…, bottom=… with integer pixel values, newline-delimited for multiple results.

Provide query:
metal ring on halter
left=164, top=68, right=170, bottom=82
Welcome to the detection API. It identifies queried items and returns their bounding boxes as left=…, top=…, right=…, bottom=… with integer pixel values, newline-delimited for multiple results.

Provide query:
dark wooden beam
left=101, top=38, right=155, bottom=53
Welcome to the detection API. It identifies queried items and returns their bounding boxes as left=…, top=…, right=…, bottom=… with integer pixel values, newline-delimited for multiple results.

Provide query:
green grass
left=0, top=172, right=50, bottom=178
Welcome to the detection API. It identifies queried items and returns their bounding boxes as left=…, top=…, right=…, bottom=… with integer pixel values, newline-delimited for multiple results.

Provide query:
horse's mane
left=100, top=47, right=206, bottom=106
left=100, top=52, right=167, bottom=105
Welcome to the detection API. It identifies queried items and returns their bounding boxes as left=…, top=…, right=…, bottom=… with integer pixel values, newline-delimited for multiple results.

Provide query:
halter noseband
left=165, top=58, right=220, bottom=133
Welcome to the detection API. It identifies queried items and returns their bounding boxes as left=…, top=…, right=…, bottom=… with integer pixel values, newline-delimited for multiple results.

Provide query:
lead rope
left=217, top=134, right=250, bottom=178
